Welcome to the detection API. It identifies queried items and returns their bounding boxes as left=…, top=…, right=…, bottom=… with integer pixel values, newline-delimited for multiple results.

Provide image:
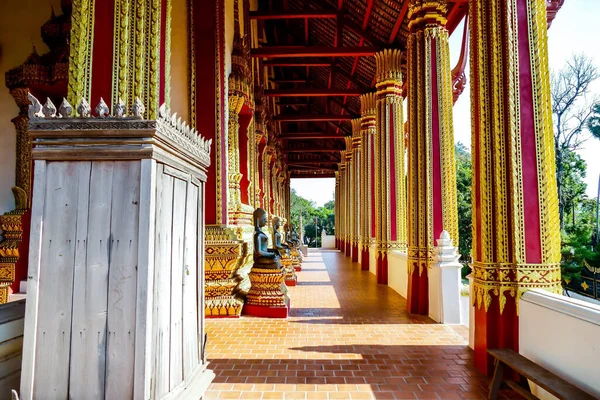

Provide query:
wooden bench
left=488, top=348, right=595, bottom=400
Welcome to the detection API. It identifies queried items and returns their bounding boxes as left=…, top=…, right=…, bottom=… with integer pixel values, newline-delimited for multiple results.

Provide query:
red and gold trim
left=406, top=0, right=458, bottom=315
left=469, top=0, right=561, bottom=374
left=69, top=0, right=171, bottom=117
left=359, top=93, right=377, bottom=270
left=374, top=49, right=407, bottom=285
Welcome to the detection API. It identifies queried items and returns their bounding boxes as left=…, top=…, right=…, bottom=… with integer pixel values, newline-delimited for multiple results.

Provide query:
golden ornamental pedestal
left=281, top=256, right=297, bottom=287
left=243, top=267, right=290, bottom=318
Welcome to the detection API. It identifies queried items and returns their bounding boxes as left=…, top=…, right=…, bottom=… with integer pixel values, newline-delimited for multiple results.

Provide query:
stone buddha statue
left=284, top=223, right=294, bottom=247
left=290, top=225, right=301, bottom=247
left=253, top=208, right=281, bottom=269
left=272, top=217, right=290, bottom=256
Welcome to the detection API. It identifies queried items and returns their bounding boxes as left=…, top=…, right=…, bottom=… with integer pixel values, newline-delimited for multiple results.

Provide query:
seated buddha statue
left=290, top=225, right=301, bottom=248
left=272, top=217, right=290, bottom=257
left=253, top=208, right=281, bottom=269
left=284, top=223, right=295, bottom=248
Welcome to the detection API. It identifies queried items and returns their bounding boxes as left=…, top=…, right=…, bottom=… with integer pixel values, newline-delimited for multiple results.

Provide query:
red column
left=359, top=93, right=376, bottom=271
left=194, top=0, right=226, bottom=224
left=470, top=0, right=561, bottom=374
left=406, top=0, right=459, bottom=315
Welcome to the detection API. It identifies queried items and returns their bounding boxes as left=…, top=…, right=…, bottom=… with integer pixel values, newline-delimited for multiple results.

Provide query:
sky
left=292, top=0, right=600, bottom=206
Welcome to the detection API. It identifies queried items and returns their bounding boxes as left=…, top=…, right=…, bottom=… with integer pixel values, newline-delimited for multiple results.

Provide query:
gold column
left=469, top=0, right=561, bottom=373
left=406, top=0, right=459, bottom=314
left=374, top=49, right=407, bottom=284
left=359, top=93, right=376, bottom=269
left=68, top=0, right=170, bottom=118
left=339, top=158, right=347, bottom=253
left=227, top=94, right=245, bottom=218
left=343, top=144, right=353, bottom=257
left=351, top=119, right=362, bottom=262
left=335, top=171, right=340, bottom=247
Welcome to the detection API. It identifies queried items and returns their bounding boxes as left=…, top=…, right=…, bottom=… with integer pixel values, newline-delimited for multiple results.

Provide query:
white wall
left=0, top=1, right=62, bottom=215
left=520, top=290, right=600, bottom=399
left=321, top=234, right=335, bottom=249
left=388, top=251, right=408, bottom=298
left=369, top=244, right=376, bottom=276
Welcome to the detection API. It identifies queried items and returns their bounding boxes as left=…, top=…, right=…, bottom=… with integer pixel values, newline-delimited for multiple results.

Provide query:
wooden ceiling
left=252, top=0, right=469, bottom=178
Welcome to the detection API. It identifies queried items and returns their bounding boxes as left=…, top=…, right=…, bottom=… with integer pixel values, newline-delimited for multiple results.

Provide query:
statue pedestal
left=243, top=267, right=290, bottom=318
left=291, top=249, right=302, bottom=271
left=281, top=257, right=297, bottom=286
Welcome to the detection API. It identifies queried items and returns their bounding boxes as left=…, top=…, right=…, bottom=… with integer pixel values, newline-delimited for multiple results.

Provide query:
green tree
left=455, top=142, right=472, bottom=266
left=551, top=54, right=599, bottom=227
left=560, top=149, right=587, bottom=226
left=290, top=189, right=335, bottom=247
left=561, top=199, right=598, bottom=292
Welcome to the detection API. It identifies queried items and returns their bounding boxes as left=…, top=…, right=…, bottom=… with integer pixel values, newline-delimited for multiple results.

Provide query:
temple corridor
left=204, top=250, right=515, bottom=399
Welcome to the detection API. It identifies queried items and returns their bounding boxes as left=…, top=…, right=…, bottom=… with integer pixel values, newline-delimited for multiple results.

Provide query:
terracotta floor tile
left=204, top=250, right=509, bottom=399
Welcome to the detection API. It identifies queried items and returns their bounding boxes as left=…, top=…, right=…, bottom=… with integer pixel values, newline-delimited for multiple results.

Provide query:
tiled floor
left=204, top=250, right=515, bottom=399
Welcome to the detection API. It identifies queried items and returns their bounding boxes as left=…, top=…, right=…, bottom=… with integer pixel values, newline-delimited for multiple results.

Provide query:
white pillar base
left=429, top=231, right=462, bottom=324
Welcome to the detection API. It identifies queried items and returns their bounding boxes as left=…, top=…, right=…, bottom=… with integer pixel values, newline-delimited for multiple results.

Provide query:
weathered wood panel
left=105, top=161, right=141, bottom=398
left=134, top=159, right=156, bottom=399
left=170, top=178, right=187, bottom=390
left=154, top=166, right=174, bottom=397
left=20, top=161, right=47, bottom=400
left=69, top=162, right=112, bottom=399
left=197, top=183, right=206, bottom=365
left=183, top=183, right=199, bottom=380
left=34, top=162, right=91, bottom=398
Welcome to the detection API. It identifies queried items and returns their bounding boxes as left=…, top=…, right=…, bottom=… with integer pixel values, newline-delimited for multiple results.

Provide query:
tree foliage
left=551, top=54, right=600, bottom=227
left=455, top=142, right=472, bottom=264
left=289, top=189, right=335, bottom=247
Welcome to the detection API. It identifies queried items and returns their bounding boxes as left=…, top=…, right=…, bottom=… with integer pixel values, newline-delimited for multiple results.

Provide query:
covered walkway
left=204, top=250, right=515, bottom=399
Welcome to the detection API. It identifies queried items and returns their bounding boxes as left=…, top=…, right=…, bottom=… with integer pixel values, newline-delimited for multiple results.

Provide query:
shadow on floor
left=208, top=344, right=521, bottom=400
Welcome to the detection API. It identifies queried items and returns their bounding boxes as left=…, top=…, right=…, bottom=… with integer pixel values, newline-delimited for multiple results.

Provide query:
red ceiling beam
left=265, top=88, right=363, bottom=97
left=389, top=2, right=410, bottom=43
left=281, top=134, right=348, bottom=140
left=273, top=79, right=309, bottom=83
left=263, top=60, right=332, bottom=67
left=285, top=148, right=344, bottom=152
left=252, top=47, right=378, bottom=58
left=274, top=114, right=354, bottom=122
left=291, top=173, right=336, bottom=178
left=250, top=11, right=338, bottom=20
left=288, top=161, right=340, bottom=165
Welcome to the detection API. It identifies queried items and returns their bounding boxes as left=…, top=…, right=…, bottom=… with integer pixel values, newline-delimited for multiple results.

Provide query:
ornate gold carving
left=0, top=188, right=28, bottom=304
left=359, top=93, right=377, bottom=253
left=68, top=0, right=95, bottom=103
left=187, top=0, right=196, bottom=129
left=374, top=50, right=407, bottom=256
left=204, top=225, right=247, bottom=317
left=408, top=0, right=448, bottom=30
left=245, top=268, right=289, bottom=308
left=469, top=0, right=561, bottom=314
left=406, top=6, right=458, bottom=295
left=9, top=89, right=33, bottom=204
left=164, top=0, right=172, bottom=108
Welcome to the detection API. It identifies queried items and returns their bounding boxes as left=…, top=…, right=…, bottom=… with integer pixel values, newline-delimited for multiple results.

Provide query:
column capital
left=351, top=119, right=362, bottom=149
left=374, top=49, right=403, bottom=95
left=408, top=0, right=448, bottom=31
left=360, top=92, right=377, bottom=116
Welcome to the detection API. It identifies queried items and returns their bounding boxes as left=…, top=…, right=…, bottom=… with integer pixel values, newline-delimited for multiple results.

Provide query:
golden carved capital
left=408, top=0, right=448, bottom=30
left=374, top=49, right=403, bottom=86
left=360, top=92, right=377, bottom=116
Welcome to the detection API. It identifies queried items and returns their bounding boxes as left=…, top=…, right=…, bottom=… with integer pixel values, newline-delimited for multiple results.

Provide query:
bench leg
left=517, top=374, right=533, bottom=394
left=488, top=359, right=505, bottom=400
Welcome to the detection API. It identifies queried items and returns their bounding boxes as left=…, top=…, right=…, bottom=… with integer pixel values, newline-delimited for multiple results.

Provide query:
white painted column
left=429, top=230, right=462, bottom=324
